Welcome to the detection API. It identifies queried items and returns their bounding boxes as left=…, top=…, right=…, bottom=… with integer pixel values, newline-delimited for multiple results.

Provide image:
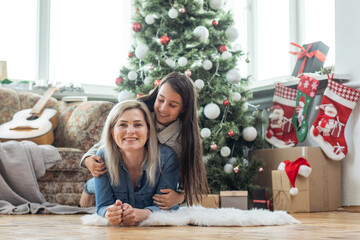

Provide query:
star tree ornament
left=193, top=26, right=209, bottom=42
left=242, top=126, right=257, bottom=141
left=204, top=103, right=220, bottom=119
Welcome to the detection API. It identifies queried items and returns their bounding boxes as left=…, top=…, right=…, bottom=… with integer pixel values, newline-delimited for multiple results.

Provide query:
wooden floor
left=1, top=211, right=360, bottom=239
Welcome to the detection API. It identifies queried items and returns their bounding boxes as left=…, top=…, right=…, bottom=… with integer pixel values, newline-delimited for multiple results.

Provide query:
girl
left=80, top=72, right=209, bottom=208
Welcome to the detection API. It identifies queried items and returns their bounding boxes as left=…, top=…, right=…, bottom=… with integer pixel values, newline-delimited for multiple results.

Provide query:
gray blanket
left=0, top=140, right=94, bottom=214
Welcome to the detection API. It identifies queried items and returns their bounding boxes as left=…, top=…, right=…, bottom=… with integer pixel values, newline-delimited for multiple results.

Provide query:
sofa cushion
left=0, top=87, right=21, bottom=124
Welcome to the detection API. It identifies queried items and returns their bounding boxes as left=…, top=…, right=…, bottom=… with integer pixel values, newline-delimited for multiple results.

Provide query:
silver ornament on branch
left=226, top=26, right=239, bottom=41
left=242, top=126, right=257, bottom=141
left=204, top=103, right=220, bottom=119
left=230, top=92, right=241, bottom=102
left=135, top=44, right=149, bottom=60
left=168, top=8, right=178, bottom=19
left=127, top=71, right=137, bottom=81
left=178, top=57, right=188, bottom=67
left=165, top=58, right=175, bottom=68
left=209, top=0, right=224, bottom=10
left=202, top=59, right=213, bottom=70
left=200, top=128, right=211, bottom=138
left=193, top=26, right=209, bottom=42
left=145, top=15, right=155, bottom=25
left=224, top=163, right=233, bottom=174
left=194, top=79, right=205, bottom=89
left=178, top=7, right=185, bottom=13
left=118, top=90, right=135, bottom=103
left=220, top=146, right=231, bottom=157
left=226, top=69, right=241, bottom=84
left=221, top=51, right=232, bottom=60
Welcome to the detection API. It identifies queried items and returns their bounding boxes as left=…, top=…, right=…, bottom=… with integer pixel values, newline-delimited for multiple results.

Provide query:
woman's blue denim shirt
left=95, top=145, right=179, bottom=217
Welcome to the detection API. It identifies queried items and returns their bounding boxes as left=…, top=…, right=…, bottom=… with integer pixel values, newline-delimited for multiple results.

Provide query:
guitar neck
left=30, top=88, right=58, bottom=116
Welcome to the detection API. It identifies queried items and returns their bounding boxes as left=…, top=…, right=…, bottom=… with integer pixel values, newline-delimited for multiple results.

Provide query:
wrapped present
left=252, top=188, right=271, bottom=210
left=272, top=170, right=310, bottom=213
left=194, top=194, right=220, bottom=208
left=220, top=191, right=248, bottom=210
left=290, top=41, right=329, bottom=77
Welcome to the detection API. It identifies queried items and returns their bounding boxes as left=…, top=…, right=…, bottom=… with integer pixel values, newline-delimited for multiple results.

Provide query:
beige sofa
left=0, top=86, right=115, bottom=205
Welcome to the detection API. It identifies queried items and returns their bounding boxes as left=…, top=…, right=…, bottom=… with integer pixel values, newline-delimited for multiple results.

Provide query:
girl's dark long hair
left=139, top=72, right=210, bottom=205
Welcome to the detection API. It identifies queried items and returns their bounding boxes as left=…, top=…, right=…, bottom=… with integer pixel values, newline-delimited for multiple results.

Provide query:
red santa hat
left=315, top=103, right=335, bottom=111
left=268, top=104, right=283, bottom=111
left=277, top=157, right=312, bottom=195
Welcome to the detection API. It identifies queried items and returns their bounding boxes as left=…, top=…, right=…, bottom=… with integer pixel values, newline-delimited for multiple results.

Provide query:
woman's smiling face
left=153, top=83, right=184, bottom=126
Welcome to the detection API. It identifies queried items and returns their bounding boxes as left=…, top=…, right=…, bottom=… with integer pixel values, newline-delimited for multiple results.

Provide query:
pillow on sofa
left=54, top=101, right=115, bottom=152
left=0, top=87, right=21, bottom=124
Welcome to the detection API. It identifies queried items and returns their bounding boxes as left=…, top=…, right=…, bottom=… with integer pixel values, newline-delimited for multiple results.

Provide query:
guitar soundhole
left=27, top=116, right=39, bottom=121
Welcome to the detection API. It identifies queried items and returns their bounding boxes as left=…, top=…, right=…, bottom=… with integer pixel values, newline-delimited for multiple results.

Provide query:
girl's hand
left=84, top=155, right=107, bottom=177
left=105, top=200, right=123, bottom=226
left=152, top=189, right=185, bottom=209
left=122, top=203, right=136, bottom=226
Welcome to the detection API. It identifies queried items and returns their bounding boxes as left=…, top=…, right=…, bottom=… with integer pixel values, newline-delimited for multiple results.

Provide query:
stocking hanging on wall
left=310, top=74, right=360, bottom=160
left=266, top=83, right=298, bottom=148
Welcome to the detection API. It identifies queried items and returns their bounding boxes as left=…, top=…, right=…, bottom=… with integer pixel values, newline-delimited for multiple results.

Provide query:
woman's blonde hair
left=101, top=100, right=159, bottom=186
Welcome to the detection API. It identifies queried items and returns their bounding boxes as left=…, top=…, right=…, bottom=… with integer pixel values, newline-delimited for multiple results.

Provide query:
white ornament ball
left=165, top=58, right=175, bottom=68
left=221, top=51, right=232, bottom=60
left=229, top=157, right=237, bottom=165
left=210, top=0, right=224, bottom=10
left=200, top=128, right=211, bottom=138
left=193, top=26, right=209, bottom=42
left=145, top=15, right=155, bottom=25
left=242, top=102, right=249, bottom=111
left=178, top=57, right=188, bottom=67
left=220, top=146, right=231, bottom=157
left=168, top=8, right=178, bottom=19
left=144, top=77, right=152, bottom=85
left=226, top=69, right=241, bottom=84
left=127, top=71, right=137, bottom=81
left=230, top=92, right=241, bottom=102
left=242, top=126, right=257, bottom=141
left=224, top=163, right=233, bottom=174
left=243, top=158, right=249, bottom=166
left=202, top=59, right=213, bottom=70
left=195, top=79, right=205, bottom=89
left=204, top=103, right=220, bottom=119
left=203, top=154, right=211, bottom=164
left=233, top=43, right=242, bottom=51
left=226, top=26, right=239, bottom=41
left=118, top=90, right=135, bottom=102
left=135, top=44, right=149, bottom=60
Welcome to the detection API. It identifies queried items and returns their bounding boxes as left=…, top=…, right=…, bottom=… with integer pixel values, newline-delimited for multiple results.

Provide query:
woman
left=95, top=100, right=178, bottom=226
left=81, top=72, right=209, bottom=208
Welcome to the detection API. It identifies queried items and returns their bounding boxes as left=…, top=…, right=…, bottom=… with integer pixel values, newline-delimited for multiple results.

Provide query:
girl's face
left=112, top=108, right=149, bottom=152
left=154, top=82, right=184, bottom=126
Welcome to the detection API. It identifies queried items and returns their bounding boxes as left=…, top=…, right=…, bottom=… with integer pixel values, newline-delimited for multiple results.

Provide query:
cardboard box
left=194, top=194, right=220, bottom=208
left=291, top=41, right=329, bottom=76
left=272, top=170, right=310, bottom=213
left=250, top=147, right=341, bottom=212
left=220, top=191, right=248, bottom=210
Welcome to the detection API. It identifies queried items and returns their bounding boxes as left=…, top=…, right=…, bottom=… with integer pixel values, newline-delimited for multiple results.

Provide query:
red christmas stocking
left=266, top=83, right=298, bottom=148
left=310, top=75, right=360, bottom=160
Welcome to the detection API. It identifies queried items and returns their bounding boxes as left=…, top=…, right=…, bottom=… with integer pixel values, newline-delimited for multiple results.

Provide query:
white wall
left=335, top=0, right=360, bottom=206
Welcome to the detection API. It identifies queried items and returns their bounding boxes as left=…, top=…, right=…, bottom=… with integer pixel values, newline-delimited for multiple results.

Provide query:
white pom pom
left=220, top=146, right=231, bottom=157
left=226, top=69, right=241, bottom=84
left=200, top=128, right=211, bottom=138
left=315, top=106, right=320, bottom=110
left=195, top=79, right=205, bottom=89
left=135, top=44, right=149, bottom=60
left=289, top=187, right=298, bottom=196
left=202, top=59, right=213, bottom=70
left=221, top=51, right=232, bottom=60
left=230, top=92, right=241, bottom=102
left=226, top=26, right=239, bottom=41
left=193, top=26, right=209, bottom=42
left=277, top=162, right=285, bottom=171
left=209, top=0, right=224, bottom=10
left=242, top=126, right=257, bottom=141
left=224, top=163, right=233, bottom=174
left=178, top=57, right=188, bottom=67
left=127, top=71, right=137, bottom=81
left=298, top=165, right=312, bottom=177
left=229, top=157, right=237, bottom=165
left=118, top=90, right=135, bottom=102
left=165, top=58, right=175, bottom=68
left=204, top=103, right=220, bottom=119
left=145, top=15, right=155, bottom=25
left=168, top=8, right=178, bottom=19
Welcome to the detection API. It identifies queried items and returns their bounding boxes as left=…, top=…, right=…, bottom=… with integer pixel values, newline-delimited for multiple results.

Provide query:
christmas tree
left=115, top=0, right=267, bottom=194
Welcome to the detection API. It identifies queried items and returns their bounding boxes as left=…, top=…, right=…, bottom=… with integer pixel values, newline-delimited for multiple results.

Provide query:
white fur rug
left=81, top=206, right=300, bottom=227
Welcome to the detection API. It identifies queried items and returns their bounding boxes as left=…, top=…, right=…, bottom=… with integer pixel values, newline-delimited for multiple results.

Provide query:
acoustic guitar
left=0, top=87, right=59, bottom=145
